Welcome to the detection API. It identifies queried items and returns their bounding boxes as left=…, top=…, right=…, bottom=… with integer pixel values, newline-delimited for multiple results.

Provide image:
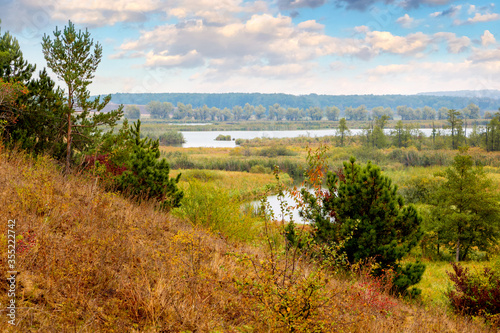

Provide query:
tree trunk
left=455, top=238, right=460, bottom=262
left=65, top=111, right=72, bottom=173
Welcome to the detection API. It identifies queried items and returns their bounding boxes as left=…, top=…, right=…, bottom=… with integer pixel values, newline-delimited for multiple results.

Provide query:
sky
left=1, top=0, right=499, bottom=96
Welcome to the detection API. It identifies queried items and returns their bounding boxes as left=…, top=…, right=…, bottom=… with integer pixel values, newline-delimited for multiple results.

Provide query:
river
left=180, top=128, right=472, bottom=148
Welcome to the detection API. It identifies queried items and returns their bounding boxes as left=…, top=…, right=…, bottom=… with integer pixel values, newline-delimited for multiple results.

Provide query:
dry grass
left=0, top=146, right=496, bottom=332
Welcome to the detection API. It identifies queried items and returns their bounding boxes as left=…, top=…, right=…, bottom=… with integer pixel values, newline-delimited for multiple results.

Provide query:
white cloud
left=365, top=59, right=500, bottom=93
left=297, top=20, right=325, bottom=32
left=144, top=50, right=204, bottom=68
left=481, top=30, right=496, bottom=46
left=354, top=25, right=371, bottom=34
left=433, top=32, right=471, bottom=53
left=468, top=47, right=500, bottom=63
left=468, top=5, right=476, bottom=15
left=396, top=14, right=416, bottom=28
left=460, top=12, right=500, bottom=25
left=365, top=31, right=431, bottom=55
left=0, top=0, right=266, bottom=29
left=114, top=13, right=338, bottom=75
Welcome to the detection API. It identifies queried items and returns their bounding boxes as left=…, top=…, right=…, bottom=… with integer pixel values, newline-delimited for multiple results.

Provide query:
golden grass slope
left=0, top=148, right=496, bottom=332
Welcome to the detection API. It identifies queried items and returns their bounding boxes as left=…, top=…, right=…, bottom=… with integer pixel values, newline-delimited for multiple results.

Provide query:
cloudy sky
left=1, top=0, right=499, bottom=96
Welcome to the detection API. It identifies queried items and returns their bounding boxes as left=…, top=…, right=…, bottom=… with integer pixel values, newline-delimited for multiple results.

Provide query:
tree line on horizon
left=112, top=91, right=500, bottom=113
left=125, top=100, right=489, bottom=122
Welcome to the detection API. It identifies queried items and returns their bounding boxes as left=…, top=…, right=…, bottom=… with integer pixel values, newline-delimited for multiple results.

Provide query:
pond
left=251, top=187, right=325, bottom=224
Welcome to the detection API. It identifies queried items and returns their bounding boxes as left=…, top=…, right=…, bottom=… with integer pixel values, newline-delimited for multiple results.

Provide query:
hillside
left=0, top=148, right=495, bottom=332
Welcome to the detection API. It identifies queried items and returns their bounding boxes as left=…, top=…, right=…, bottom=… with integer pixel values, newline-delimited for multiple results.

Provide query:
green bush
left=249, top=165, right=272, bottom=174
left=398, top=174, right=443, bottom=204
left=159, top=130, right=185, bottom=145
left=215, top=134, right=231, bottom=141
left=173, top=180, right=257, bottom=241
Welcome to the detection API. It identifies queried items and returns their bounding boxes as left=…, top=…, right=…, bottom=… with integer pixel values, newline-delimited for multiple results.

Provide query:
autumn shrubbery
left=447, top=262, right=500, bottom=327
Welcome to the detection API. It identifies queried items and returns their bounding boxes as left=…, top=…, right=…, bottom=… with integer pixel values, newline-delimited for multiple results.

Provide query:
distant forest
left=110, top=92, right=500, bottom=112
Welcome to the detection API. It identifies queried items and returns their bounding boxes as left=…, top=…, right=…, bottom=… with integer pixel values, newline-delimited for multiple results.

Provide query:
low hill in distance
left=417, top=89, right=500, bottom=99
left=107, top=92, right=500, bottom=111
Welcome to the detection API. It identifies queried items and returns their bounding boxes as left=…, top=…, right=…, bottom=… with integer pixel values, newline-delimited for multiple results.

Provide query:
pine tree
left=301, top=157, right=425, bottom=295
left=9, top=69, right=66, bottom=157
left=42, top=20, right=122, bottom=171
left=113, top=120, right=183, bottom=211
left=0, top=21, right=35, bottom=83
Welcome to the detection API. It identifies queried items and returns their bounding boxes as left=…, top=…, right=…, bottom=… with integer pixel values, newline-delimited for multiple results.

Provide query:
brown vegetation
left=0, top=147, right=496, bottom=332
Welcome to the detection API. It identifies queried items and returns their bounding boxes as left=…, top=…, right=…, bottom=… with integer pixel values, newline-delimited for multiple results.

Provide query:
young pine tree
left=113, top=120, right=183, bottom=211
left=302, top=157, right=425, bottom=295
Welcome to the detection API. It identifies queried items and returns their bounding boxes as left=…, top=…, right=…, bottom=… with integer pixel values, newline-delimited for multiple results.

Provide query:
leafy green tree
left=301, top=157, right=424, bottom=295
left=345, top=105, right=368, bottom=121
left=438, top=107, right=448, bottom=120
left=325, top=106, right=340, bottom=121
left=371, top=106, right=393, bottom=120
left=460, top=103, right=479, bottom=120
left=306, top=106, right=323, bottom=120
left=163, top=102, right=174, bottom=117
left=485, top=113, right=500, bottom=151
left=0, top=22, right=35, bottom=137
left=397, top=105, right=410, bottom=120
left=113, top=120, right=183, bottom=211
left=233, top=105, right=244, bottom=120
left=336, top=117, right=349, bottom=147
left=446, top=109, right=463, bottom=149
left=373, top=115, right=389, bottom=148
left=255, top=104, right=266, bottom=119
left=484, top=111, right=494, bottom=119
left=42, top=20, right=123, bottom=171
left=147, top=100, right=168, bottom=119
left=431, top=149, right=500, bottom=261
left=124, top=104, right=141, bottom=119
left=243, top=103, right=255, bottom=120
left=285, top=107, right=300, bottom=121
left=421, top=106, right=436, bottom=120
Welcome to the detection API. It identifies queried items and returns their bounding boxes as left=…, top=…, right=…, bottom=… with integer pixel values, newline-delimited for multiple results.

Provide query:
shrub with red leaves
left=85, top=154, right=127, bottom=176
left=447, top=262, right=500, bottom=326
